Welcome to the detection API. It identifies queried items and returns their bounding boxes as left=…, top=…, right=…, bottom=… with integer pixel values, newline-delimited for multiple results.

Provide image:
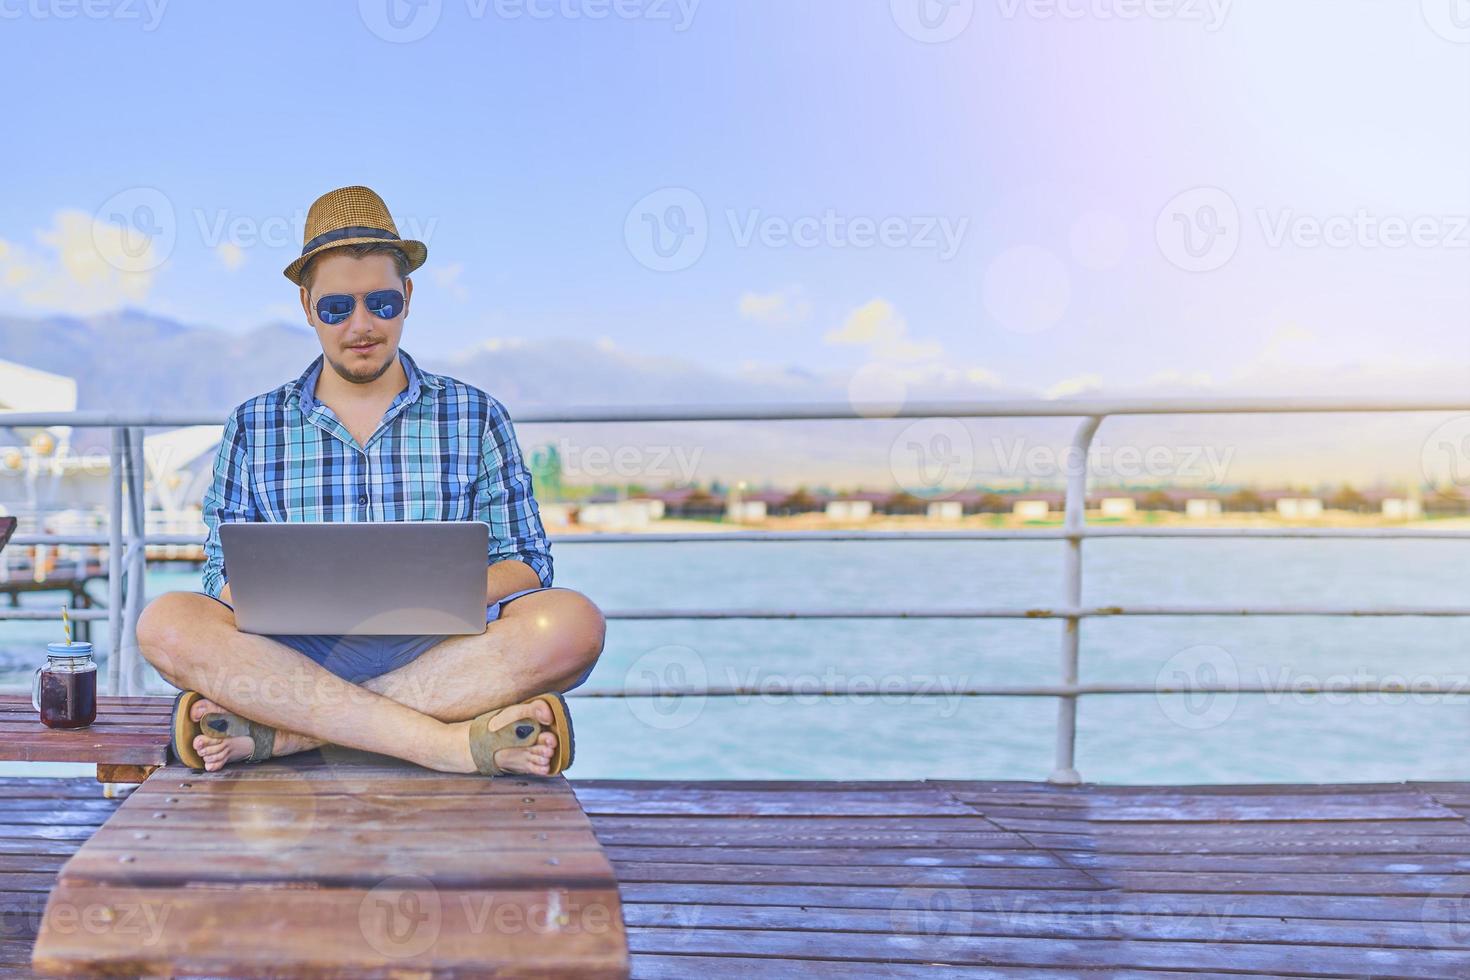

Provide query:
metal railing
left=2, top=398, right=1468, bottom=783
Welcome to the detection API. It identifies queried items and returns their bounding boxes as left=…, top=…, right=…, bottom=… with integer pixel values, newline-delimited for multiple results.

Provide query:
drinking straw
left=61, top=605, right=70, bottom=645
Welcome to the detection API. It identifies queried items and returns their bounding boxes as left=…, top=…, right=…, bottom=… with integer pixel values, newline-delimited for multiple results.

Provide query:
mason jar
left=32, top=641, right=98, bottom=730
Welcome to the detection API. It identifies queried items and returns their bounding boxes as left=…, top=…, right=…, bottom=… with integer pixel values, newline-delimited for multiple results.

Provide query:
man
left=137, top=186, right=604, bottom=776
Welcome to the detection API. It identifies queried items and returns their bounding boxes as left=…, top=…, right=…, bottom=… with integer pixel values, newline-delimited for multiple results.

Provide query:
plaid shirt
left=201, top=348, right=552, bottom=600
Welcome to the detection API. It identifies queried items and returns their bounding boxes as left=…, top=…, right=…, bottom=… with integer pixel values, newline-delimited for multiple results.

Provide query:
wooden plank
left=0, top=825, right=100, bottom=842
left=0, top=695, right=172, bottom=715
left=0, top=804, right=120, bottom=823
left=956, top=780, right=1431, bottom=796
left=1067, top=851, right=1470, bottom=873
left=572, top=786, right=974, bottom=816
left=588, top=815, right=999, bottom=833
left=99, top=808, right=595, bottom=832
left=0, top=779, right=117, bottom=799
left=0, top=838, right=104, bottom=858
left=113, top=790, right=586, bottom=814
left=593, top=827, right=1034, bottom=849
left=131, top=772, right=587, bottom=796
left=34, top=883, right=629, bottom=978
left=622, top=927, right=1470, bottom=975
left=602, top=845, right=1068, bottom=869
left=623, top=954, right=1260, bottom=979
left=1023, top=831, right=1470, bottom=855
left=984, top=816, right=1470, bottom=836
left=614, top=881, right=1469, bottom=922
left=619, top=901, right=1468, bottom=947
left=63, top=847, right=617, bottom=889
left=0, top=722, right=170, bottom=735
left=51, top=827, right=604, bottom=854
left=1031, top=796, right=1459, bottom=822
left=0, top=738, right=169, bottom=767
left=610, top=861, right=1102, bottom=889
left=0, top=873, right=61, bottom=893
left=1102, top=870, right=1470, bottom=897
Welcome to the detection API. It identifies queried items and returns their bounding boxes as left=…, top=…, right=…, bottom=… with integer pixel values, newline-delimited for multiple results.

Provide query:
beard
left=325, top=345, right=395, bottom=385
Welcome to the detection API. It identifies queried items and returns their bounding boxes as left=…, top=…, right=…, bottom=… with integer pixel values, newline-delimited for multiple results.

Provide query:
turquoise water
left=4, top=538, right=1470, bottom=784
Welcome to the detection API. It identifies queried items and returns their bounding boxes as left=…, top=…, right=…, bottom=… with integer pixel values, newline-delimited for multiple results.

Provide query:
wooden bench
left=0, top=694, right=172, bottom=784
left=30, top=754, right=630, bottom=976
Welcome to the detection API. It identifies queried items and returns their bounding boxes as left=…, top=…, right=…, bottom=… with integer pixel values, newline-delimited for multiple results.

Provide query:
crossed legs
left=135, top=588, right=605, bottom=774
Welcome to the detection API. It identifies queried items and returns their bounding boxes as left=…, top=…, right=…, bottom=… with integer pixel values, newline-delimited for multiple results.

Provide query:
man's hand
left=486, top=560, right=542, bottom=604
left=219, top=582, right=233, bottom=605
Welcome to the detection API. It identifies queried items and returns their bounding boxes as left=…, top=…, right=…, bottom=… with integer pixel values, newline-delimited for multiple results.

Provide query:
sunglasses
left=314, top=289, right=405, bottom=326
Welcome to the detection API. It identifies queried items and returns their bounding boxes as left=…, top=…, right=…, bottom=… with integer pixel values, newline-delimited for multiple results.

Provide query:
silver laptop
left=220, top=521, right=489, bottom=636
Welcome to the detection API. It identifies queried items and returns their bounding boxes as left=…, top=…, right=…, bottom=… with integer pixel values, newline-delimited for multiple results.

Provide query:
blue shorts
left=194, top=586, right=593, bottom=689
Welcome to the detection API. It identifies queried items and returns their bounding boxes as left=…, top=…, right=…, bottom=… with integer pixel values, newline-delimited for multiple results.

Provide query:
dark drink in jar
left=32, top=642, right=97, bottom=730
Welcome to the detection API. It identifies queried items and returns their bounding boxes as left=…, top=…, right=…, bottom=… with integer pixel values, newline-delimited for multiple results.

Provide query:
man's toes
left=528, top=699, right=553, bottom=726
left=189, top=697, right=222, bottom=723
left=494, top=747, right=551, bottom=776
left=192, top=733, right=248, bottom=772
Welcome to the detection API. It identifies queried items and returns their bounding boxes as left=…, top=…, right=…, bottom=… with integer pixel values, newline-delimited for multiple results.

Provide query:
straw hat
left=283, top=185, right=428, bottom=285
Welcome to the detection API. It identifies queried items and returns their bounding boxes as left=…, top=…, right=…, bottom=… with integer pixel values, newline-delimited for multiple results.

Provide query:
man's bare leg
left=186, top=589, right=604, bottom=770
left=137, top=589, right=605, bottom=773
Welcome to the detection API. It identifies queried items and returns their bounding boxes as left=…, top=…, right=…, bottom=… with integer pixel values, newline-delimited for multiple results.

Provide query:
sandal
left=170, top=690, right=277, bottom=771
left=468, top=692, right=575, bottom=777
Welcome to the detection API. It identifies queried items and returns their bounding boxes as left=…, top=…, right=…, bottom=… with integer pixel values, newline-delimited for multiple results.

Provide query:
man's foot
left=446, top=698, right=558, bottom=776
left=189, top=697, right=256, bottom=772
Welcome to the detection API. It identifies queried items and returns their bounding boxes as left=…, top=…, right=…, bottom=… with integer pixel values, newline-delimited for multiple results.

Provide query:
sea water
left=2, top=537, right=1467, bottom=783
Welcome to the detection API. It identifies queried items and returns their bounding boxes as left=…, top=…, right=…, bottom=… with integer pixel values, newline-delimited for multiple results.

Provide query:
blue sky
left=1, top=0, right=1467, bottom=403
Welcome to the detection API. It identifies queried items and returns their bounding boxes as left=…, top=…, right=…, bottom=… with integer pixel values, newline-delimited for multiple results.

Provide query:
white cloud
left=965, top=367, right=1003, bottom=387
left=431, top=261, right=468, bottom=301
left=263, top=302, right=303, bottom=323
left=824, top=299, right=942, bottom=363
left=448, top=336, right=526, bottom=362
left=216, top=242, right=245, bottom=271
left=739, top=287, right=811, bottom=326
left=0, top=209, right=160, bottom=315
left=1043, top=374, right=1104, bottom=399
left=1260, top=323, right=1318, bottom=364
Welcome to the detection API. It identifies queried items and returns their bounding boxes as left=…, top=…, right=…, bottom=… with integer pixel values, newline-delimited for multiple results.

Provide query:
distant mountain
left=0, top=309, right=1457, bottom=487
left=0, top=310, right=319, bottom=421
left=0, top=312, right=913, bottom=479
left=0, top=311, right=859, bottom=417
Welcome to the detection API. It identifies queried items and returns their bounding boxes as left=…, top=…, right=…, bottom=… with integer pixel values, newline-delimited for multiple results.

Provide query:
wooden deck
left=6, top=776, right=1470, bottom=976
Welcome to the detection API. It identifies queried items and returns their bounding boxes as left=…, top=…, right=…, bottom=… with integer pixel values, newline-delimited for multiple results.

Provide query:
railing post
left=120, top=427, right=148, bottom=695
left=1051, top=415, right=1102, bottom=785
left=105, top=427, right=125, bottom=696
